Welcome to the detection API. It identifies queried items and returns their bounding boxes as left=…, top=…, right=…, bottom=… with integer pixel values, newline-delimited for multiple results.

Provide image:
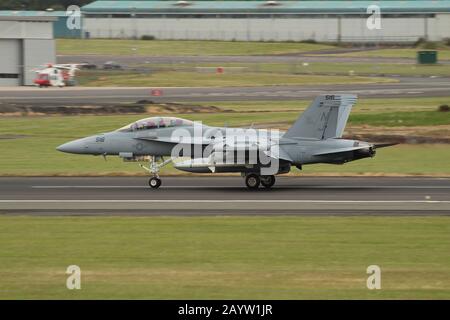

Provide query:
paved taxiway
left=1, top=77, right=449, bottom=104
left=0, top=177, right=449, bottom=216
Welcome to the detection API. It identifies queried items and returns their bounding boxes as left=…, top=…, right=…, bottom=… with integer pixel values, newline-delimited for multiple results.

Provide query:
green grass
left=0, top=105, right=449, bottom=175
left=350, top=111, right=450, bottom=127
left=0, top=216, right=449, bottom=299
left=78, top=70, right=394, bottom=87
left=57, top=39, right=334, bottom=56
left=301, top=144, right=450, bottom=175
left=56, top=39, right=450, bottom=61
left=208, top=96, right=450, bottom=113
left=1, top=96, right=449, bottom=176
left=137, top=61, right=450, bottom=77
left=1, top=135, right=449, bottom=175
left=284, top=62, right=450, bottom=77
left=323, top=48, right=450, bottom=61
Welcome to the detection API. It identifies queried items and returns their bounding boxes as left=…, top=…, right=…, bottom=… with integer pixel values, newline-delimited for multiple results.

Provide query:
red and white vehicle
left=33, top=64, right=80, bottom=88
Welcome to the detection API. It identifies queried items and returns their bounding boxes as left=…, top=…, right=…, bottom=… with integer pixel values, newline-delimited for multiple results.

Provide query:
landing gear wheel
left=149, top=177, right=162, bottom=189
left=140, top=156, right=174, bottom=189
left=261, top=175, right=276, bottom=189
left=245, top=174, right=260, bottom=189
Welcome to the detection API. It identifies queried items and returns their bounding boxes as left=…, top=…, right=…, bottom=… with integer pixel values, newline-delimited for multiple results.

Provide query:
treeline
left=0, top=0, right=93, bottom=10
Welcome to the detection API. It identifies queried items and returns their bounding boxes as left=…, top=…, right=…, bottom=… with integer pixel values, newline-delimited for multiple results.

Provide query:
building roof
left=0, top=10, right=66, bottom=17
left=0, top=15, right=57, bottom=22
left=82, top=1, right=450, bottom=14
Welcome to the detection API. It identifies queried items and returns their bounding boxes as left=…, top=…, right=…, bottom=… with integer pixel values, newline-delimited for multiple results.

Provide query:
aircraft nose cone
left=56, top=139, right=85, bottom=154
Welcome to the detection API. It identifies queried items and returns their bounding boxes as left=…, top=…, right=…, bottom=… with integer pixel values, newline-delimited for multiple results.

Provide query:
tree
left=0, top=0, right=94, bottom=10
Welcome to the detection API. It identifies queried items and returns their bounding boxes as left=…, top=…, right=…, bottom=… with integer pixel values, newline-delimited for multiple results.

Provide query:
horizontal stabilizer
left=373, top=142, right=399, bottom=149
left=313, top=146, right=369, bottom=157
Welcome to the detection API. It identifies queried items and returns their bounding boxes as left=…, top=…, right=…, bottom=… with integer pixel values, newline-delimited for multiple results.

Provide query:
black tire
left=245, top=174, right=260, bottom=189
left=149, top=177, right=162, bottom=189
left=261, top=175, right=276, bottom=188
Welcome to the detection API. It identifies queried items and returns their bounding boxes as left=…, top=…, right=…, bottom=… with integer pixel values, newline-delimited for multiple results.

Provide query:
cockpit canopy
left=116, top=117, right=194, bottom=132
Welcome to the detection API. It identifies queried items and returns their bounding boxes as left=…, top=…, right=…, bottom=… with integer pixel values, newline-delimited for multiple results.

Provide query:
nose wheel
left=149, top=177, right=162, bottom=189
left=140, top=156, right=173, bottom=189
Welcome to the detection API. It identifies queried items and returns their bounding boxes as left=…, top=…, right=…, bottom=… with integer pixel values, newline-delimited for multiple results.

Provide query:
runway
left=1, top=77, right=450, bottom=104
left=0, top=176, right=449, bottom=216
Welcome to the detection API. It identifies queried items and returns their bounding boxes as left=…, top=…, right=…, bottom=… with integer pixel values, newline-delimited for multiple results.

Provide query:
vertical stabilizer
left=283, top=94, right=357, bottom=140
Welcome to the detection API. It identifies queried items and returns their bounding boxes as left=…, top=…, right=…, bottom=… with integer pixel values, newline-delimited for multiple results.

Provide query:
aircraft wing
left=264, top=147, right=293, bottom=162
left=135, top=134, right=292, bottom=162
left=135, top=135, right=282, bottom=148
left=211, top=139, right=293, bottom=164
left=211, top=137, right=286, bottom=155
left=134, top=135, right=213, bottom=145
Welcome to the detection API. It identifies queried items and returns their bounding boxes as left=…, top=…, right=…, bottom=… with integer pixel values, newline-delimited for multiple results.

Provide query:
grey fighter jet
left=57, top=94, right=395, bottom=189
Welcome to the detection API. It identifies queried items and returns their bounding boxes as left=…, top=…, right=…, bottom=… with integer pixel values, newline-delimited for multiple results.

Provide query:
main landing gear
left=139, top=156, right=172, bottom=189
left=244, top=173, right=276, bottom=189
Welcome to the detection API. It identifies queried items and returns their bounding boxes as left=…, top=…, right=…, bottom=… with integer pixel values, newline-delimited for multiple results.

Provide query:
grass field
left=322, top=48, right=450, bottom=60
left=133, top=62, right=450, bottom=77
left=292, top=62, right=450, bottom=77
left=57, top=39, right=334, bottom=56
left=0, top=216, right=449, bottom=299
left=1, top=131, right=449, bottom=176
left=208, top=96, right=450, bottom=113
left=1, top=96, right=450, bottom=176
left=259, top=61, right=450, bottom=77
left=77, top=59, right=450, bottom=87
left=57, top=39, right=450, bottom=61
left=1, top=97, right=449, bottom=176
left=78, top=70, right=394, bottom=87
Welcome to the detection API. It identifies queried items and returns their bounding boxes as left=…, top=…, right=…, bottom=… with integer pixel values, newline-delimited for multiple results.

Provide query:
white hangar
left=0, top=16, right=56, bottom=86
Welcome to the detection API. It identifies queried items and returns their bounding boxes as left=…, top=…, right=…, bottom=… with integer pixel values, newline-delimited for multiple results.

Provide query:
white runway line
left=2, top=199, right=448, bottom=213
left=0, top=95, right=142, bottom=100
left=31, top=185, right=450, bottom=189
left=1, top=200, right=450, bottom=203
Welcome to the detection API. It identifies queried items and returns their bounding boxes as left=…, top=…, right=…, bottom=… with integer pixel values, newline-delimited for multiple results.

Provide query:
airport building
left=81, top=0, right=450, bottom=42
left=0, top=10, right=82, bottom=38
left=0, top=16, right=56, bottom=86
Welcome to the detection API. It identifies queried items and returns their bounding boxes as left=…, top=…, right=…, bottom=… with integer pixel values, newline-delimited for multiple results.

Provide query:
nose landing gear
left=139, top=156, right=173, bottom=189
left=148, top=177, right=162, bottom=189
